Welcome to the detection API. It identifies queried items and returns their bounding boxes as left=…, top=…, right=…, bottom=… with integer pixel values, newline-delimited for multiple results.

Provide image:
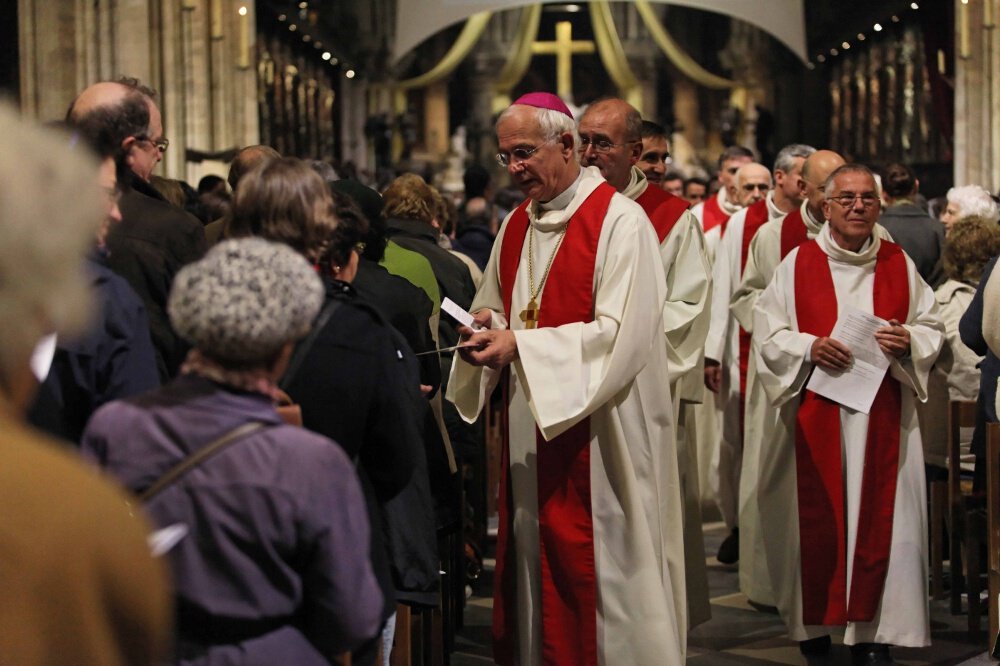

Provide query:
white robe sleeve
left=514, top=206, right=667, bottom=440
left=661, top=212, right=712, bottom=385
left=704, top=214, right=742, bottom=363
left=752, top=249, right=818, bottom=407
left=888, top=258, right=944, bottom=401
left=731, top=221, right=782, bottom=333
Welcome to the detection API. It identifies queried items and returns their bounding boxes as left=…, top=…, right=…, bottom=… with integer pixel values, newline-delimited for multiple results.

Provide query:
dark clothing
left=284, top=278, right=439, bottom=611
left=960, top=256, right=1000, bottom=467
left=452, top=224, right=496, bottom=272
left=108, top=174, right=207, bottom=380
left=28, top=252, right=159, bottom=443
left=81, top=375, right=382, bottom=664
left=878, top=202, right=945, bottom=287
left=353, top=259, right=440, bottom=392
left=385, top=217, right=477, bottom=348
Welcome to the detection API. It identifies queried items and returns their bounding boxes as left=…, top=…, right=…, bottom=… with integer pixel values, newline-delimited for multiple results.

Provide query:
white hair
left=773, top=143, right=816, bottom=174
left=0, top=104, right=102, bottom=380
left=497, top=104, right=580, bottom=161
left=947, top=184, right=1000, bottom=223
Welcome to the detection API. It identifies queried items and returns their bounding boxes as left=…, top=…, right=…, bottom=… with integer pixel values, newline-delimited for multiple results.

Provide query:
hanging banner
left=393, top=0, right=807, bottom=64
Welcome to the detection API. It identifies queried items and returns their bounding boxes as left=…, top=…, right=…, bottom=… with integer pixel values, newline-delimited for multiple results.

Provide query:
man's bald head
left=67, top=81, right=132, bottom=121
left=228, top=145, right=281, bottom=192
left=735, top=162, right=772, bottom=207
left=577, top=98, right=643, bottom=192
left=799, top=150, right=846, bottom=218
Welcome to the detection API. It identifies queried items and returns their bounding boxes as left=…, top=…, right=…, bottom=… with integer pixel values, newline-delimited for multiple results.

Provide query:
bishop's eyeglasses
left=496, top=139, right=554, bottom=168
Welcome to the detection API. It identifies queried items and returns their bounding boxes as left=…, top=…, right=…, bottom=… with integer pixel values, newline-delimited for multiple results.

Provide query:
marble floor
left=451, top=521, right=994, bottom=665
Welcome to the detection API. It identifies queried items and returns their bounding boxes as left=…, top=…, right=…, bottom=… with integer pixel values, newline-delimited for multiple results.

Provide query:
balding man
left=753, top=164, right=941, bottom=660
left=703, top=162, right=773, bottom=565
left=691, top=145, right=754, bottom=260
left=733, top=151, right=895, bottom=623
left=447, top=92, right=685, bottom=665
left=578, top=97, right=711, bottom=634
left=67, top=78, right=206, bottom=380
left=204, top=144, right=281, bottom=245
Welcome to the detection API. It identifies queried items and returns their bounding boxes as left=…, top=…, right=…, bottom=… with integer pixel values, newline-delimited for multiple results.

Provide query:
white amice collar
left=719, top=188, right=741, bottom=215
left=817, top=223, right=880, bottom=266
left=539, top=167, right=584, bottom=211
left=802, top=200, right=825, bottom=233
left=620, top=166, right=647, bottom=201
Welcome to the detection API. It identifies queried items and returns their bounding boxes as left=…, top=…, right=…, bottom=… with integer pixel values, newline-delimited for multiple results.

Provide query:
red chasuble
left=702, top=192, right=730, bottom=234
left=635, top=184, right=690, bottom=243
left=492, top=182, right=616, bottom=666
left=735, top=200, right=771, bottom=428
left=792, top=238, right=909, bottom=625
left=779, top=208, right=809, bottom=259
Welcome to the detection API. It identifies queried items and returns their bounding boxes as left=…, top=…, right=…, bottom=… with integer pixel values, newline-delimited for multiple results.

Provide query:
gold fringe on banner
left=634, top=0, right=736, bottom=90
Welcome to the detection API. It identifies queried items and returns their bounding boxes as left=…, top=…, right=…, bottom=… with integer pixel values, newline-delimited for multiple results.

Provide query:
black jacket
left=107, top=174, right=207, bottom=379
left=878, top=202, right=945, bottom=288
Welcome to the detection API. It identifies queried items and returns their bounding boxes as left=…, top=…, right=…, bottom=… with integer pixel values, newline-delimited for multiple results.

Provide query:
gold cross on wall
left=531, top=20, right=595, bottom=103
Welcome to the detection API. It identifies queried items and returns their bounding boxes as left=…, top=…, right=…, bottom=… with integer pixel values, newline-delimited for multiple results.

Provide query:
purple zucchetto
left=512, top=92, right=574, bottom=120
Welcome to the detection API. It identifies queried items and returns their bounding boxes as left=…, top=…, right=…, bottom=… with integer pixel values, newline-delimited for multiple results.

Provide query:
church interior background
left=4, top=0, right=997, bottom=201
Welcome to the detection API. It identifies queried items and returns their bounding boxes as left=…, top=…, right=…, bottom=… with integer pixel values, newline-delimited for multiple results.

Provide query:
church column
left=955, top=0, right=1000, bottom=191
left=671, top=77, right=701, bottom=172
left=424, top=81, right=450, bottom=159
left=719, top=20, right=772, bottom=156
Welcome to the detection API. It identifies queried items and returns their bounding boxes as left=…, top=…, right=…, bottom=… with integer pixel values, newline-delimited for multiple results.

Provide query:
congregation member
left=730, top=149, right=862, bottom=608
left=204, top=144, right=281, bottom=245
left=83, top=238, right=383, bottom=663
left=703, top=160, right=773, bottom=565
left=635, top=119, right=671, bottom=187
left=448, top=92, right=686, bottom=665
left=691, top=145, right=754, bottom=258
left=663, top=170, right=685, bottom=197
left=28, top=130, right=159, bottom=443
left=0, top=104, right=170, bottom=666
left=940, top=183, right=1000, bottom=233
left=577, top=97, right=712, bottom=631
left=878, top=163, right=944, bottom=287
left=753, top=164, right=943, bottom=663
left=684, top=176, right=709, bottom=205
left=67, top=78, right=206, bottom=380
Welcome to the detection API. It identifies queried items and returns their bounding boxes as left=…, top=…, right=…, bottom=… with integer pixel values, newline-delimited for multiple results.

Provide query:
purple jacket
left=81, top=374, right=382, bottom=664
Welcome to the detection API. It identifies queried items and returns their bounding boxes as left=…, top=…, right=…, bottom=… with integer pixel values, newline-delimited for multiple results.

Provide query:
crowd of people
left=3, top=75, right=1000, bottom=666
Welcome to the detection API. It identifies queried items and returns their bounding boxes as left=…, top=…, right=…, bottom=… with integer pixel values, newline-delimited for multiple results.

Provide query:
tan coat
left=0, top=402, right=171, bottom=665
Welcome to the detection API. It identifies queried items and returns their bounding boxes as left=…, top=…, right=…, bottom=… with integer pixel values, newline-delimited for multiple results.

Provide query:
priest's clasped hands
left=457, top=310, right=520, bottom=370
left=810, top=319, right=911, bottom=370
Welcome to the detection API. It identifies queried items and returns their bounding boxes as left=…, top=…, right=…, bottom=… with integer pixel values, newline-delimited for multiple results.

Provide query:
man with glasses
left=577, top=97, right=712, bottom=633
left=753, top=164, right=942, bottom=663
left=67, top=78, right=206, bottom=380
left=448, top=92, right=685, bottom=665
left=703, top=162, right=773, bottom=568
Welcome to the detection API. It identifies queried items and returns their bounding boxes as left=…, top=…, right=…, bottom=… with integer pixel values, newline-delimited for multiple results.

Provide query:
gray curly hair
left=168, top=238, right=324, bottom=365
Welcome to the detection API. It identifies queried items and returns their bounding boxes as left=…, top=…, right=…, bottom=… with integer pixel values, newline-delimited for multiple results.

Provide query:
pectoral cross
left=531, top=21, right=594, bottom=102
left=519, top=298, right=539, bottom=329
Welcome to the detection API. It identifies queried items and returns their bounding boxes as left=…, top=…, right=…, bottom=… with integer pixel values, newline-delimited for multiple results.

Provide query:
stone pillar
left=672, top=77, right=701, bottom=173
left=955, top=0, right=1000, bottom=191
left=18, top=0, right=259, bottom=181
left=424, top=81, right=450, bottom=158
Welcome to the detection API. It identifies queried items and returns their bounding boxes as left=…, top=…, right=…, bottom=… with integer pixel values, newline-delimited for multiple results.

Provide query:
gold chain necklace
left=519, top=221, right=568, bottom=329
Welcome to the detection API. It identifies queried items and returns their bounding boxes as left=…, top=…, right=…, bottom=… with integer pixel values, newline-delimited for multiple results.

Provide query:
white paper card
left=805, top=306, right=891, bottom=414
left=440, top=297, right=476, bottom=329
left=148, top=523, right=189, bottom=557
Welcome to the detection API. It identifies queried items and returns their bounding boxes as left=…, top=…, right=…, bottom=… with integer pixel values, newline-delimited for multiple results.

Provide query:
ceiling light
left=817, top=54, right=827, bottom=62
left=238, top=6, right=247, bottom=16
left=322, top=52, right=331, bottom=60
left=830, top=48, right=839, bottom=56
left=874, top=23, right=883, bottom=31
left=891, top=15, right=900, bottom=22
left=278, top=13, right=286, bottom=21
left=911, top=2, right=919, bottom=8
left=857, top=33, right=866, bottom=41
left=330, top=57, right=339, bottom=65
left=288, top=24, right=297, bottom=31
left=299, top=1, right=308, bottom=8
left=842, top=41, right=850, bottom=49
left=345, top=69, right=356, bottom=79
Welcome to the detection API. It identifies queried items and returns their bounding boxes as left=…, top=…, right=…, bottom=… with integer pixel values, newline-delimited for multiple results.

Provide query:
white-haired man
left=577, top=97, right=712, bottom=634
left=447, top=92, right=684, bottom=665
left=753, top=164, right=942, bottom=662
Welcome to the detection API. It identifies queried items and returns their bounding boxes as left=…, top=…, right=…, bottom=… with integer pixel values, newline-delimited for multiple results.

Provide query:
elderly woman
left=940, top=184, right=1000, bottom=234
left=0, top=105, right=170, bottom=664
left=81, top=238, right=383, bottom=664
left=228, top=158, right=431, bottom=664
left=919, top=217, right=1000, bottom=471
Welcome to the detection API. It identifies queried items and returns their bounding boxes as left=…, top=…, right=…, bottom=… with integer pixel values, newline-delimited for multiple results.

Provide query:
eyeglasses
left=578, top=136, right=637, bottom=153
left=135, top=135, right=169, bottom=153
left=827, top=193, right=880, bottom=209
left=353, top=241, right=366, bottom=254
left=496, top=139, right=554, bottom=168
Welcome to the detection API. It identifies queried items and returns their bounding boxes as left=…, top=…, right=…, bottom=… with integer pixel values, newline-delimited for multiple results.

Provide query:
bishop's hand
left=810, top=336, right=853, bottom=371
left=458, top=329, right=518, bottom=369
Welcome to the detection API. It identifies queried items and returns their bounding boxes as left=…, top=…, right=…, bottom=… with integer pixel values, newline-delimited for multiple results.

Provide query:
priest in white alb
left=447, top=92, right=685, bottom=666
left=752, top=164, right=942, bottom=662
left=690, top=145, right=753, bottom=261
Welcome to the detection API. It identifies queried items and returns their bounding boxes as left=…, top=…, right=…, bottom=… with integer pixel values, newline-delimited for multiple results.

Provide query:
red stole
left=735, top=200, right=771, bottom=428
left=702, top=192, right=730, bottom=234
left=492, top=182, right=615, bottom=666
left=792, top=238, right=908, bottom=625
left=635, top=184, right=691, bottom=243
left=780, top=208, right=809, bottom=259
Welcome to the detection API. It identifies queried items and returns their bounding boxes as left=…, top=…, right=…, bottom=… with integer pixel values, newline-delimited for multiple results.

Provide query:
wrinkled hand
left=455, top=310, right=493, bottom=339
left=704, top=359, right=722, bottom=393
left=875, top=319, right=910, bottom=358
left=458, top=329, right=518, bottom=369
left=810, top=336, right=852, bottom=371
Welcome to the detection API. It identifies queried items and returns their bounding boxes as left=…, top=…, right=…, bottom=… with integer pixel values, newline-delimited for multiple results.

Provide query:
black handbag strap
left=279, top=298, right=342, bottom=391
left=138, top=422, right=267, bottom=503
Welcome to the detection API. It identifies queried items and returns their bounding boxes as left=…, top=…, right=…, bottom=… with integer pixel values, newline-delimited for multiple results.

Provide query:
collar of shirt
left=539, top=167, right=585, bottom=212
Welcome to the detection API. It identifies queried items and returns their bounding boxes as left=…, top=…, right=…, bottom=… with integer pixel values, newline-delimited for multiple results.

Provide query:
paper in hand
left=440, top=297, right=480, bottom=329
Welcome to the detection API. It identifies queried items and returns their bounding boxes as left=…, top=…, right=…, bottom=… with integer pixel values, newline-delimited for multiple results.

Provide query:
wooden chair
left=948, top=400, right=981, bottom=627
left=987, top=422, right=1000, bottom=651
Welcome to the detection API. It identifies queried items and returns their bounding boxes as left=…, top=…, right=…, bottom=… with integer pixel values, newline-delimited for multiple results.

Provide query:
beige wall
left=955, top=0, right=1000, bottom=192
